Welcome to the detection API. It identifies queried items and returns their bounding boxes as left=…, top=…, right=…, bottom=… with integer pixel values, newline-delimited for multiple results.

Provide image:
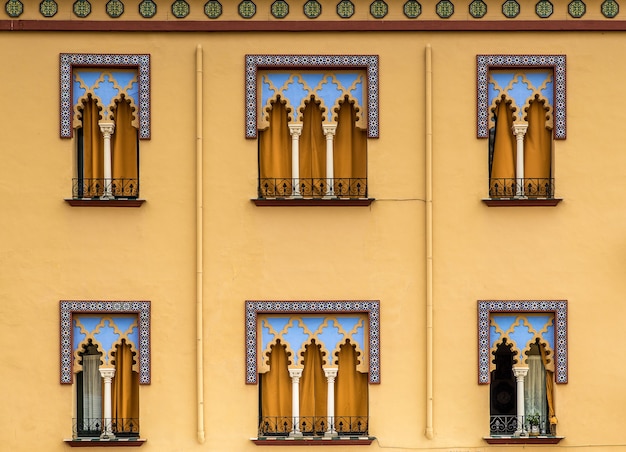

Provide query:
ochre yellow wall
left=2, top=7, right=626, bottom=451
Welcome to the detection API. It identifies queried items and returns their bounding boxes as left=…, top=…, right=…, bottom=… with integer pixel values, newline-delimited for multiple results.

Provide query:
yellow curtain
left=490, top=100, right=516, bottom=197
left=259, top=100, right=292, bottom=196
left=539, top=344, right=557, bottom=430
left=261, top=342, right=292, bottom=434
left=112, top=100, right=138, bottom=196
left=334, top=101, right=367, bottom=196
left=300, top=341, right=327, bottom=433
left=300, top=101, right=326, bottom=195
left=81, top=97, right=104, bottom=183
left=112, top=341, right=139, bottom=432
left=335, top=341, right=368, bottom=434
left=524, top=100, right=552, bottom=196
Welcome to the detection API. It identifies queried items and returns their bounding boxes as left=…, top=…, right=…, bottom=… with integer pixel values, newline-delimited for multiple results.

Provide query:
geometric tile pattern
left=60, top=53, right=151, bottom=139
left=245, top=300, right=380, bottom=384
left=502, top=0, right=520, bottom=18
left=478, top=300, right=568, bottom=385
left=477, top=54, right=566, bottom=139
left=245, top=54, right=379, bottom=138
left=60, top=300, right=151, bottom=385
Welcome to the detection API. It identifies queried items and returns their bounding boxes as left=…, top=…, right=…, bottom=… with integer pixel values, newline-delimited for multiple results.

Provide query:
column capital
left=99, top=367, right=116, bottom=380
left=98, top=121, right=115, bottom=138
left=322, top=123, right=337, bottom=137
left=512, top=366, right=529, bottom=380
left=511, top=122, right=528, bottom=138
left=288, top=123, right=303, bottom=137
left=323, top=367, right=338, bottom=379
left=288, top=368, right=303, bottom=380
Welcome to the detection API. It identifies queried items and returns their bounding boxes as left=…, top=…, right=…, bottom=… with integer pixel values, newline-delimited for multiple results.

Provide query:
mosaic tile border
left=60, top=300, right=151, bottom=385
left=245, top=54, right=379, bottom=138
left=245, top=300, right=380, bottom=384
left=476, top=54, right=566, bottom=139
left=60, top=53, right=151, bottom=139
left=478, top=300, right=568, bottom=385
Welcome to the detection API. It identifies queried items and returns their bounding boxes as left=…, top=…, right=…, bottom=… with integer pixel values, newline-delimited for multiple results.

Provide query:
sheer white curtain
left=83, top=354, right=102, bottom=427
left=524, top=355, right=547, bottom=429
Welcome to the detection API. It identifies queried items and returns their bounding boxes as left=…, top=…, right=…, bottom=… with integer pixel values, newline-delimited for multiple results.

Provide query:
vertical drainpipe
left=425, top=44, right=434, bottom=440
left=196, top=44, right=206, bottom=444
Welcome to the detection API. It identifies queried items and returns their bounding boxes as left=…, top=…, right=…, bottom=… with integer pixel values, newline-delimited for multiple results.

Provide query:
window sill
left=251, top=436, right=375, bottom=446
left=64, top=438, right=146, bottom=447
left=65, top=199, right=146, bottom=207
left=252, top=198, right=375, bottom=207
left=482, top=198, right=562, bottom=207
left=483, top=436, right=564, bottom=445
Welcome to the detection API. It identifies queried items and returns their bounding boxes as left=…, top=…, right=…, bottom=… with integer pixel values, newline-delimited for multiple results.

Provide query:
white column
left=288, top=368, right=303, bottom=437
left=288, top=124, right=303, bottom=196
left=511, top=123, right=528, bottom=198
left=99, top=367, right=116, bottom=439
left=513, top=366, right=529, bottom=436
left=99, top=121, right=115, bottom=200
left=322, top=124, right=337, bottom=197
left=324, top=367, right=338, bottom=437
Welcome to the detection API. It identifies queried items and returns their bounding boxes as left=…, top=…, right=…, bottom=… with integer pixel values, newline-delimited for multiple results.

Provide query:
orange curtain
left=539, top=344, right=557, bottom=430
left=490, top=100, right=516, bottom=196
left=334, top=101, right=367, bottom=196
left=259, top=99, right=291, bottom=178
left=112, top=341, right=139, bottom=432
left=81, top=97, right=104, bottom=182
left=112, top=100, right=138, bottom=196
left=524, top=100, right=552, bottom=196
left=300, top=341, right=327, bottom=433
left=261, top=342, right=292, bottom=434
left=300, top=101, right=326, bottom=195
left=335, top=341, right=368, bottom=433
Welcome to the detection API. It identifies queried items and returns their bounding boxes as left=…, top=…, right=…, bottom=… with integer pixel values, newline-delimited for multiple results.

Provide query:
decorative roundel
left=370, top=0, right=388, bottom=18
left=106, top=0, right=124, bottom=18
left=271, top=0, right=289, bottom=18
left=5, top=0, right=23, bottom=17
left=436, top=0, right=454, bottom=18
left=602, top=0, right=619, bottom=18
left=568, top=0, right=585, bottom=17
left=204, top=0, right=221, bottom=18
left=535, top=0, right=553, bottom=18
left=304, top=0, right=321, bottom=18
left=73, top=0, right=91, bottom=17
left=139, top=0, right=157, bottom=18
left=239, top=0, right=256, bottom=18
left=502, top=0, right=520, bottom=18
left=40, top=0, right=58, bottom=17
left=171, top=0, right=190, bottom=18
left=337, top=0, right=354, bottom=18
left=469, top=0, right=487, bottom=18
left=403, top=0, right=421, bottom=18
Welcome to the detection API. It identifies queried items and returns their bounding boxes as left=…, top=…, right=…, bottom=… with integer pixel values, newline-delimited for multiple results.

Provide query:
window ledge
left=252, top=198, right=375, bottom=207
left=251, top=436, right=375, bottom=446
left=483, top=436, right=564, bottom=445
left=482, top=198, right=562, bottom=207
left=65, top=199, right=146, bottom=207
left=64, top=438, right=146, bottom=447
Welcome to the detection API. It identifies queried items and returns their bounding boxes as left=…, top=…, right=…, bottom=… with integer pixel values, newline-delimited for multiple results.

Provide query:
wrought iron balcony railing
left=489, top=178, right=554, bottom=199
left=489, top=414, right=550, bottom=436
left=72, top=178, right=139, bottom=199
left=258, top=415, right=368, bottom=437
left=258, top=178, right=368, bottom=199
left=72, top=417, right=140, bottom=439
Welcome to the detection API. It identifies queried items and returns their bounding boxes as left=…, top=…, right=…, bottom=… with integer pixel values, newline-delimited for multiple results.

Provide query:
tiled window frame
left=476, top=54, right=566, bottom=140
left=60, top=300, right=151, bottom=385
left=245, top=300, right=380, bottom=384
left=477, top=300, right=568, bottom=385
left=244, top=54, right=379, bottom=139
left=60, top=53, right=151, bottom=140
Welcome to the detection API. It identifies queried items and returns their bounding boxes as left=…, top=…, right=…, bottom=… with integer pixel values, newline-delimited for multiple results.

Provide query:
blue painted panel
left=540, top=80, right=554, bottom=105
left=508, top=77, right=534, bottom=121
left=93, top=319, right=120, bottom=356
left=111, top=71, right=136, bottom=91
left=352, top=324, right=364, bottom=351
left=73, top=320, right=87, bottom=350
left=525, top=71, right=550, bottom=91
left=73, top=78, right=87, bottom=106
left=318, top=321, right=344, bottom=358
left=492, top=314, right=518, bottom=334
left=283, top=322, right=308, bottom=366
left=301, top=317, right=325, bottom=333
left=282, top=77, right=308, bottom=113
left=316, top=78, right=343, bottom=121
left=490, top=325, right=502, bottom=349
left=127, top=325, right=138, bottom=347
left=77, top=70, right=103, bottom=90
left=526, top=314, right=552, bottom=334
left=113, top=315, right=136, bottom=335
left=509, top=321, right=534, bottom=353
left=92, top=75, right=118, bottom=118
left=261, top=323, right=275, bottom=351
left=334, top=73, right=360, bottom=92
left=490, top=72, right=516, bottom=93
left=544, top=322, right=555, bottom=350
left=300, top=73, right=325, bottom=91
left=349, top=81, right=363, bottom=106
left=336, top=316, right=360, bottom=334
left=261, top=78, right=278, bottom=109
